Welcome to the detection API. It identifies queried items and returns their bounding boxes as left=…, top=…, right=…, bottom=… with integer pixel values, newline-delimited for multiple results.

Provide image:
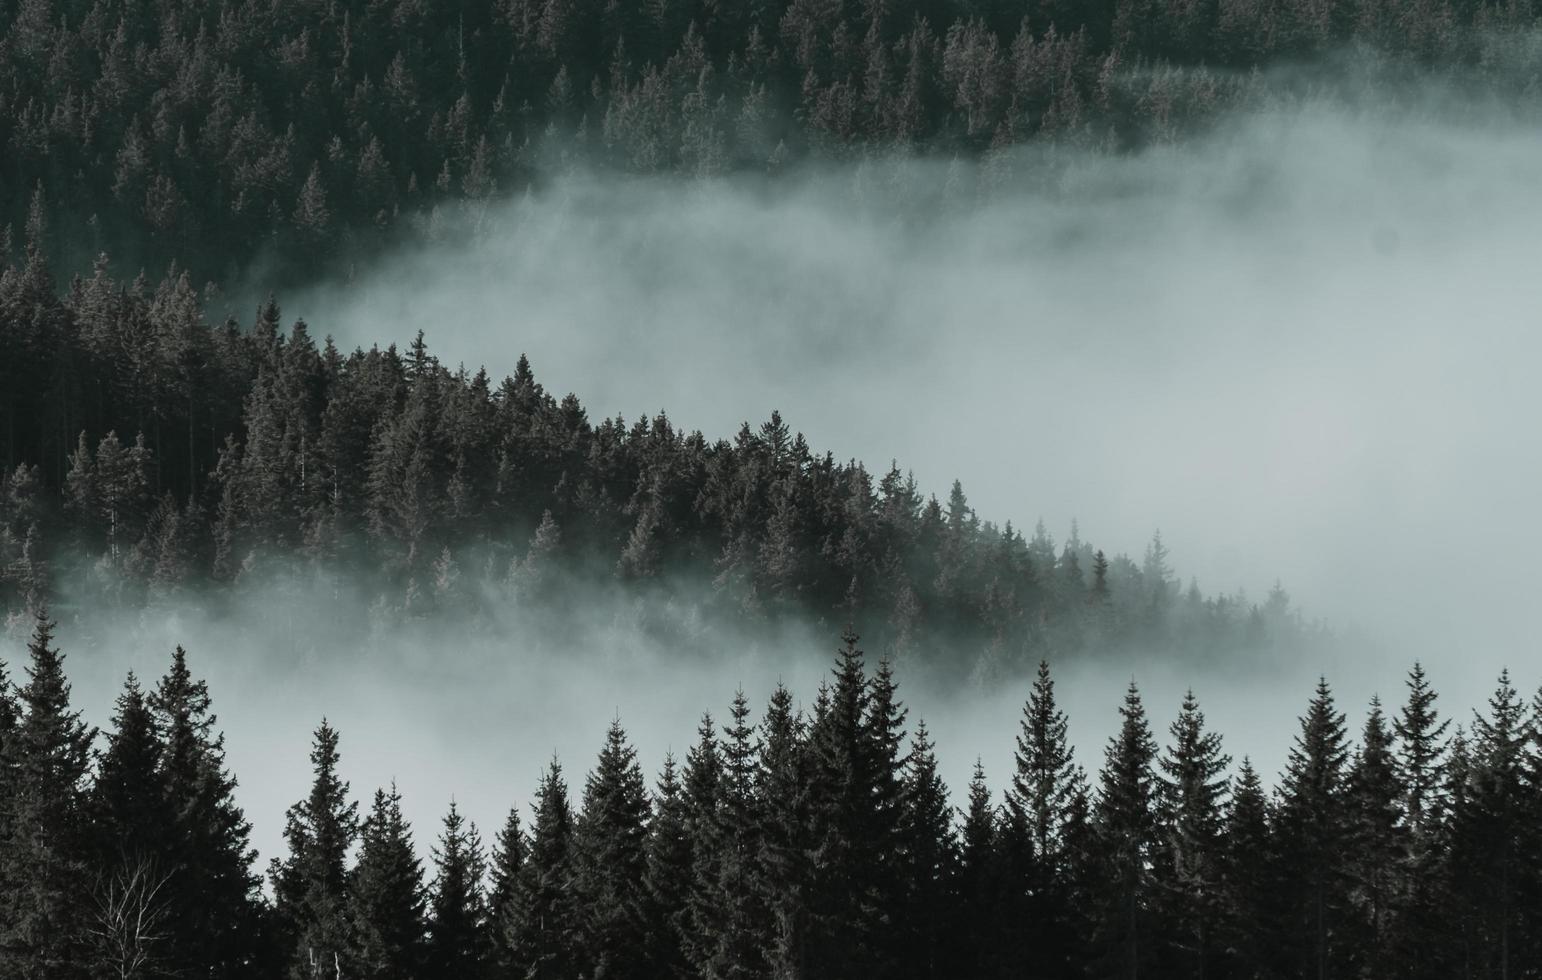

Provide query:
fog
left=9, top=91, right=1542, bottom=867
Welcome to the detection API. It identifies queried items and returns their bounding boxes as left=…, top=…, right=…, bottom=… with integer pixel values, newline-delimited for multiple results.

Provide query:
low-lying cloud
left=30, top=87, right=1531, bottom=863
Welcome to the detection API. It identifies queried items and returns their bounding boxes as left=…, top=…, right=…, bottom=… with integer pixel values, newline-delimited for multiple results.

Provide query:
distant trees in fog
left=0, top=261, right=1320, bottom=678
left=3, top=611, right=1540, bottom=978
left=0, top=0, right=1536, bottom=287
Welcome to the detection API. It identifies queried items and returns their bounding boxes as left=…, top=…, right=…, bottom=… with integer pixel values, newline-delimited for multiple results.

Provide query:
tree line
left=1, top=611, right=1538, bottom=978
left=0, top=247, right=1323, bottom=678
left=2, top=0, right=1538, bottom=285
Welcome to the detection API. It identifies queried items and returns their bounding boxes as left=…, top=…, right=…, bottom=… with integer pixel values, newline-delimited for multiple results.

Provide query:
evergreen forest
left=0, top=613, right=1537, bottom=979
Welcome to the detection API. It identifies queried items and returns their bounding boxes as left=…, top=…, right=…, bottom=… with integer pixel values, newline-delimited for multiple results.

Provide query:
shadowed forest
left=0, top=256, right=1323, bottom=679
left=3, top=0, right=1542, bottom=284
left=2, top=612, right=1539, bottom=979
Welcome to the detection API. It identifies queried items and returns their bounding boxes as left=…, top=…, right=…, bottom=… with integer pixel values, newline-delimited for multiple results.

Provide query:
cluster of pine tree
left=2, top=0, right=1539, bottom=284
left=0, top=246, right=1322, bottom=677
left=3, top=611, right=1539, bottom=978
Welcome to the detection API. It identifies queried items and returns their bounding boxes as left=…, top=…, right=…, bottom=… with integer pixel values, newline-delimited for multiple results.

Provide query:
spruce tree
left=1154, top=690, right=1230, bottom=980
left=956, top=761, right=1002, bottom=980
left=574, top=720, right=653, bottom=980
left=509, top=759, right=579, bottom=980
left=643, top=754, right=694, bottom=979
left=349, top=785, right=427, bottom=980
left=1448, top=671, right=1529, bottom=980
left=91, top=672, right=170, bottom=867
left=487, top=807, right=526, bottom=973
left=1346, top=698, right=1404, bottom=979
left=0, top=612, right=96, bottom=979
left=1221, top=759, right=1272, bottom=976
left=1390, top=663, right=1449, bottom=979
left=896, top=720, right=957, bottom=980
left=688, top=690, right=769, bottom=980
left=149, top=645, right=264, bottom=977
left=271, top=719, right=359, bottom=980
left=1273, top=678, right=1352, bottom=980
left=425, top=801, right=487, bottom=979
left=755, top=683, right=809, bottom=978
left=1091, top=681, right=1160, bottom=980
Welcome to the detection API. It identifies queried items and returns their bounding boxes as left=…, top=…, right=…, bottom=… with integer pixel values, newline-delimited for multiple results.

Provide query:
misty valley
left=5, top=0, right=1542, bottom=970
left=6, top=610, right=1537, bottom=980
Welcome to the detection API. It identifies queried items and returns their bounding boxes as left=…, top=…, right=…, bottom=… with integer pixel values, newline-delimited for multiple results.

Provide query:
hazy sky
left=12, top=95, right=1541, bottom=868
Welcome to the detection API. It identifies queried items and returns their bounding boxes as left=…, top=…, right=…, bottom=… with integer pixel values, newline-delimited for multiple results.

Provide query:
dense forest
left=0, top=612, right=1537, bottom=979
left=2, top=0, right=1541, bottom=285
left=0, top=243, right=1326, bottom=678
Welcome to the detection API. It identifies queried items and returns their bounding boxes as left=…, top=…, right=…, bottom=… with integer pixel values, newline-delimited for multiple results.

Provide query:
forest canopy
left=0, top=613, right=1535, bottom=979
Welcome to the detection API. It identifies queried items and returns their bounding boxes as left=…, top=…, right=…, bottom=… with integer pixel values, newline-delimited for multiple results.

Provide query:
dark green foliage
left=426, top=802, right=488, bottom=979
left=573, top=720, right=653, bottom=980
left=0, top=258, right=1320, bottom=683
left=1089, top=681, right=1160, bottom=979
left=271, top=719, right=360, bottom=980
left=148, top=645, right=265, bottom=977
left=0, top=612, right=96, bottom=978
left=1272, top=678, right=1353, bottom=979
left=350, top=786, right=428, bottom=980
left=8, top=624, right=1542, bottom=978
left=1154, top=690, right=1230, bottom=978
left=508, top=760, right=580, bottom=979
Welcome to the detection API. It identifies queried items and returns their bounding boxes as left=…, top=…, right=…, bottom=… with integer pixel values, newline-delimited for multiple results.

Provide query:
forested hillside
left=2, top=0, right=1539, bottom=284
left=1, top=613, right=1537, bottom=979
left=0, top=247, right=1322, bottom=675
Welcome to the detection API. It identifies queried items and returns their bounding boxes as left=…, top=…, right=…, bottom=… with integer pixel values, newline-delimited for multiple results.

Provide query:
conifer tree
left=425, top=801, right=487, bottom=979
left=149, top=645, right=264, bottom=977
left=689, top=690, right=769, bottom=979
left=1346, top=698, right=1404, bottom=979
left=896, top=720, right=957, bottom=980
left=574, top=720, right=653, bottom=980
left=1448, top=670, right=1529, bottom=980
left=1273, top=678, right=1352, bottom=980
left=91, top=672, right=169, bottom=866
left=1154, top=690, right=1230, bottom=979
left=755, top=683, right=808, bottom=978
left=350, top=785, right=428, bottom=980
left=0, top=612, right=96, bottom=979
left=1091, top=681, right=1160, bottom=979
left=956, top=761, right=1002, bottom=980
left=487, top=807, right=526, bottom=973
left=509, top=760, right=579, bottom=980
left=272, top=719, right=359, bottom=980
left=643, top=754, right=695, bottom=979
left=1221, top=758, right=1272, bottom=976
left=1389, top=662, right=1449, bottom=978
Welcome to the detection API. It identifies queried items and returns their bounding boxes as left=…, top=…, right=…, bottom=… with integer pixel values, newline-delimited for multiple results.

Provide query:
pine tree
left=425, top=801, right=487, bottom=979
left=1154, top=690, right=1230, bottom=979
left=1274, top=678, right=1352, bottom=980
left=91, top=672, right=170, bottom=866
left=1389, top=663, right=1450, bottom=978
left=896, top=720, right=957, bottom=980
left=1346, top=698, right=1404, bottom=979
left=1221, top=758, right=1272, bottom=976
left=149, top=645, right=264, bottom=977
left=574, top=720, right=653, bottom=980
left=350, top=786, right=427, bottom=980
left=643, top=754, right=694, bottom=979
left=956, top=761, right=1002, bottom=980
left=1091, top=681, right=1160, bottom=980
left=509, top=760, right=579, bottom=980
left=487, top=807, right=526, bottom=973
left=689, top=690, right=769, bottom=979
left=755, top=683, right=808, bottom=978
left=272, top=720, right=359, bottom=980
left=0, top=612, right=96, bottom=979
left=1448, top=670, right=1529, bottom=980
